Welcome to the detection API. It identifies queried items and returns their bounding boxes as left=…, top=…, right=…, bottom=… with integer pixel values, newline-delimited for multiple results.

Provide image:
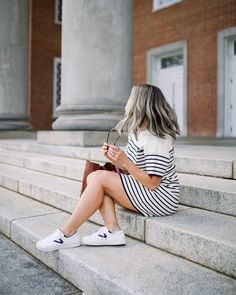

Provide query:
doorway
left=224, top=37, right=236, bottom=136
left=147, top=41, right=187, bottom=135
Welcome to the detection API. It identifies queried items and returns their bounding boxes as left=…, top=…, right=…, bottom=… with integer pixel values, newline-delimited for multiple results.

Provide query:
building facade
left=0, top=0, right=235, bottom=139
left=134, top=0, right=236, bottom=137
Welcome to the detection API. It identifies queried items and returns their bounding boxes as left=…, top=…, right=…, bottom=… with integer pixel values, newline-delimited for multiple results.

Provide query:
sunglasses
left=106, top=129, right=120, bottom=146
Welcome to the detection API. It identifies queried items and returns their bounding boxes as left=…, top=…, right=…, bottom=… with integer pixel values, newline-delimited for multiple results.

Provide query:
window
left=161, top=54, right=183, bottom=69
left=53, top=57, right=61, bottom=117
left=55, top=0, right=62, bottom=24
left=152, top=0, right=182, bottom=12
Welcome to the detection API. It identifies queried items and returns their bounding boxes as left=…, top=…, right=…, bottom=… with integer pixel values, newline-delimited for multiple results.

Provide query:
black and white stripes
left=120, top=131, right=180, bottom=217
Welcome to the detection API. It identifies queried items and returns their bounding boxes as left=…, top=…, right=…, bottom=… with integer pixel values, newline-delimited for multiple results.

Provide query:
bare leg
left=60, top=171, right=137, bottom=236
left=99, top=195, right=120, bottom=232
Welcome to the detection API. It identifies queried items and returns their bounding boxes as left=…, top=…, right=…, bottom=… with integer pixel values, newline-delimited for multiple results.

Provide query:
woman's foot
left=82, top=226, right=126, bottom=246
left=36, top=229, right=81, bottom=252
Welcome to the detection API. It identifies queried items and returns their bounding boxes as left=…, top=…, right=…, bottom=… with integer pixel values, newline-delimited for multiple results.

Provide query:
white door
left=225, top=37, right=236, bottom=137
left=152, top=52, right=184, bottom=134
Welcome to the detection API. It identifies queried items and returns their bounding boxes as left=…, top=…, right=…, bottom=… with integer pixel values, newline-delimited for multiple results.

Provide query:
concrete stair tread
left=0, top=162, right=235, bottom=243
left=147, top=208, right=236, bottom=246
left=0, top=147, right=87, bottom=166
left=0, top=163, right=235, bottom=247
left=0, top=147, right=235, bottom=215
left=175, top=145, right=236, bottom=160
left=0, top=186, right=60, bottom=237
left=0, top=139, right=91, bottom=160
left=178, top=173, right=236, bottom=193
left=0, top=181, right=235, bottom=277
left=0, top=139, right=235, bottom=179
left=146, top=208, right=236, bottom=277
left=0, top=148, right=86, bottom=181
left=0, top=190, right=235, bottom=294
left=178, top=173, right=236, bottom=216
left=0, top=147, right=235, bottom=194
left=0, top=162, right=81, bottom=197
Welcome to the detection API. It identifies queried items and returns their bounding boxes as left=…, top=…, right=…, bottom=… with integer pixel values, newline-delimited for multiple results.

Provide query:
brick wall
left=133, top=0, right=236, bottom=136
left=29, top=0, right=61, bottom=130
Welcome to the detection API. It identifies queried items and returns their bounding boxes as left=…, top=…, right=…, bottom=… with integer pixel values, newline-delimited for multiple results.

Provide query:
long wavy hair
left=115, top=84, right=180, bottom=140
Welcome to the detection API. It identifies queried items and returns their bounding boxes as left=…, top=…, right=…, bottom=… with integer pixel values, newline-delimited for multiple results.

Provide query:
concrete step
left=0, top=188, right=235, bottom=295
left=0, top=149, right=235, bottom=216
left=146, top=208, right=236, bottom=278
left=178, top=173, right=236, bottom=216
left=0, top=139, right=235, bottom=179
left=174, top=145, right=236, bottom=179
left=82, top=205, right=236, bottom=278
left=0, top=148, right=86, bottom=181
left=0, top=164, right=235, bottom=277
left=0, top=162, right=150, bottom=241
left=0, top=162, right=81, bottom=213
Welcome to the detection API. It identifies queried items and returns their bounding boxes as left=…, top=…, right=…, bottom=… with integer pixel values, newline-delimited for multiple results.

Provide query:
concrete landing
left=0, top=233, right=81, bottom=295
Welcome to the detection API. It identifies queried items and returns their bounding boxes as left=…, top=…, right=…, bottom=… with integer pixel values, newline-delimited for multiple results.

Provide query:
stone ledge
left=0, top=130, right=36, bottom=139
left=37, top=131, right=127, bottom=147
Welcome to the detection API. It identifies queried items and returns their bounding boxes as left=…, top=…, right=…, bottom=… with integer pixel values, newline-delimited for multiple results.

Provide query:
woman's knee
left=87, top=170, right=108, bottom=185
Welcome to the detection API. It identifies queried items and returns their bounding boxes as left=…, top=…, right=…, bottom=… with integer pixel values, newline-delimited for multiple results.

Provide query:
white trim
left=217, top=26, right=236, bottom=137
left=147, top=41, right=188, bottom=136
left=55, top=0, right=62, bottom=25
left=53, top=57, right=61, bottom=118
left=152, top=0, right=182, bottom=12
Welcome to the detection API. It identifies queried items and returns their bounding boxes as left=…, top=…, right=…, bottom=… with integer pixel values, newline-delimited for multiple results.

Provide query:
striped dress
left=119, top=130, right=180, bottom=217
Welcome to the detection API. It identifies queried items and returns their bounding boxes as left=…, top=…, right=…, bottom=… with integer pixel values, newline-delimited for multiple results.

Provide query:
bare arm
left=102, top=143, right=161, bottom=190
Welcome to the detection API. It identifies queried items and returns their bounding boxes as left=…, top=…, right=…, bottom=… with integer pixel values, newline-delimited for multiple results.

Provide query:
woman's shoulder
left=138, top=130, right=172, bottom=156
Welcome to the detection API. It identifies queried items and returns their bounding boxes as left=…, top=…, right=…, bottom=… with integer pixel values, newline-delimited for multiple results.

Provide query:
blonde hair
left=115, top=84, right=180, bottom=140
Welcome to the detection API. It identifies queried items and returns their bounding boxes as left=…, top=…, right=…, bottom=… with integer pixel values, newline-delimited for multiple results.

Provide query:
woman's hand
left=102, top=143, right=161, bottom=190
left=102, top=143, right=130, bottom=169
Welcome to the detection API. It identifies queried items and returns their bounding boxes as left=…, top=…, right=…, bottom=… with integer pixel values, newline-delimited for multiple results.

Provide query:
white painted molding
left=152, top=0, right=182, bottom=13
left=53, top=57, right=61, bottom=118
left=147, top=41, right=188, bottom=136
left=55, top=0, right=62, bottom=25
left=217, top=26, right=236, bottom=137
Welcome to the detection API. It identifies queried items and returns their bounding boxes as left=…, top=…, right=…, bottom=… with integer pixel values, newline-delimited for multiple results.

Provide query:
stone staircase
left=0, top=139, right=235, bottom=294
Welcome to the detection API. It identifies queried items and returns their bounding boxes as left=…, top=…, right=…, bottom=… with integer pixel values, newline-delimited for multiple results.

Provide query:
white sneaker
left=82, top=226, right=126, bottom=246
left=36, top=229, right=81, bottom=252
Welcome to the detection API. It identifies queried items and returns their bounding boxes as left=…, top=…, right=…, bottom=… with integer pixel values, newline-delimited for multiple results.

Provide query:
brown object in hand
left=80, top=160, right=128, bottom=196
left=80, top=129, right=128, bottom=196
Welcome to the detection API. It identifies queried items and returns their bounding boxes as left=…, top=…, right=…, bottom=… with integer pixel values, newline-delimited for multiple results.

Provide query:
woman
left=36, top=84, right=180, bottom=251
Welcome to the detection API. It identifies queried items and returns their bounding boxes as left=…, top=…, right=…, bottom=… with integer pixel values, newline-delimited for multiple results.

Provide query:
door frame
left=217, top=26, right=236, bottom=137
left=147, top=41, right=188, bottom=136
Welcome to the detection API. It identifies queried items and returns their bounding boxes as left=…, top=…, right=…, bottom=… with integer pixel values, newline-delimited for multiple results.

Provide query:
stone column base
left=0, top=130, right=37, bottom=139
left=0, top=120, right=32, bottom=130
left=37, top=131, right=127, bottom=147
left=52, top=113, right=123, bottom=131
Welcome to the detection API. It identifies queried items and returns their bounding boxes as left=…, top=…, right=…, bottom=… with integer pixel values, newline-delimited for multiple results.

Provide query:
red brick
left=28, top=0, right=61, bottom=130
left=133, top=0, right=236, bottom=136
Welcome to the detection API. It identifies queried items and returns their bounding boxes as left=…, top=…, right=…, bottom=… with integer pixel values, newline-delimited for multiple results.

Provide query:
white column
left=0, top=0, right=30, bottom=130
left=52, top=0, right=133, bottom=131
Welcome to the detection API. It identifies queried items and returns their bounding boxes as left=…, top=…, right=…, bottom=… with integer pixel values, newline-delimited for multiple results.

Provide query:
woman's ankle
left=106, top=225, right=121, bottom=233
left=60, top=227, right=77, bottom=237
